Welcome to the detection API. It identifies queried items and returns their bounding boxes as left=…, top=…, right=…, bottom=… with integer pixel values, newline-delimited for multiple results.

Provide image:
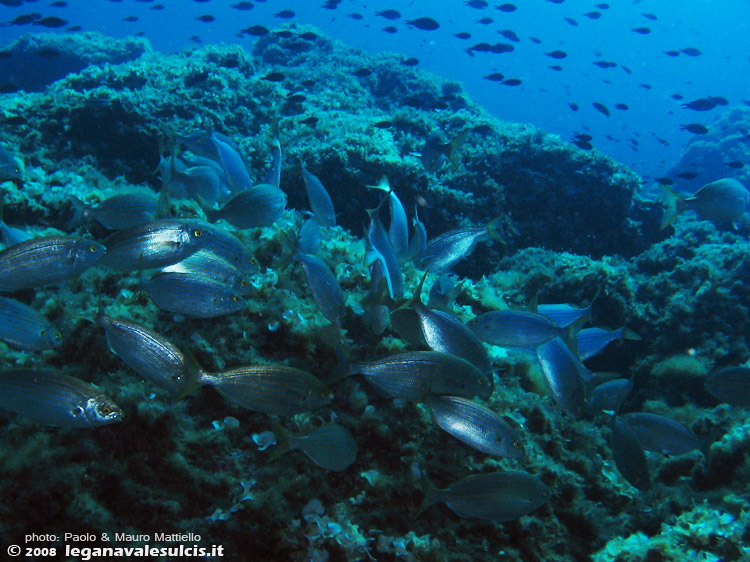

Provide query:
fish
left=536, top=297, right=595, bottom=328
left=593, top=61, right=617, bottom=69
left=609, top=415, right=650, bottom=490
left=0, top=144, right=22, bottom=185
left=368, top=176, right=408, bottom=261
left=497, top=29, right=520, bottom=42
left=587, top=378, right=633, bottom=415
left=564, top=17, right=578, bottom=26
left=143, top=271, right=246, bottom=318
left=682, top=98, right=719, bottom=111
left=160, top=249, right=255, bottom=295
left=427, top=273, right=463, bottom=311
left=202, top=184, right=286, bottom=229
left=660, top=178, right=748, bottom=229
left=621, top=412, right=706, bottom=456
left=191, top=224, right=252, bottom=274
left=231, top=1, right=254, bottom=9
left=0, top=296, right=61, bottom=351
left=0, top=237, right=105, bottom=292
left=545, top=50, right=567, bottom=59
left=502, top=78, right=522, bottom=86
left=296, top=218, right=322, bottom=255
left=98, top=313, right=195, bottom=395
left=160, top=152, right=226, bottom=207
left=274, top=10, right=295, bottom=18
left=300, top=164, right=335, bottom=227
left=496, top=3, right=516, bottom=11
left=426, top=395, right=523, bottom=458
left=576, top=327, right=641, bottom=361
left=376, top=9, right=401, bottom=20
left=270, top=423, right=357, bottom=471
left=100, top=219, right=210, bottom=271
left=0, top=203, right=33, bottom=247
left=469, top=309, right=566, bottom=348
left=382, top=26, right=397, bottom=34
left=33, top=16, right=68, bottom=28
left=681, top=47, right=701, bottom=56
left=419, top=218, right=499, bottom=274
left=0, top=369, right=123, bottom=427
left=477, top=17, right=493, bottom=24
left=406, top=17, right=439, bottom=30
left=196, top=14, right=215, bottom=22
left=615, top=103, right=629, bottom=110
left=350, top=351, right=490, bottom=401
left=536, top=337, right=591, bottom=419
left=198, top=364, right=332, bottom=416
left=408, top=205, right=427, bottom=264
left=70, top=192, right=159, bottom=230
left=483, top=72, right=505, bottom=82
left=704, top=366, right=750, bottom=407
left=261, top=71, right=285, bottom=82
left=454, top=32, right=471, bottom=39
left=680, top=123, right=709, bottom=135
left=390, top=276, right=492, bottom=376
left=583, top=11, right=601, bottom=19
left=592, top=102, right=610, bottom=117
left=631, top=27, right=650, bottom=34
left=364, top=205, right=403, bottom=299
left=418, top=470, right=549, bottom=520
left=726, top=161, right=744, bottom=169
left=465, top=0, right=488, bottom=8
left=294, top=253, right=344, bottom=326
left=242, top=25, right=268, bottom=36
left=419, top=131, right=468, bottom=173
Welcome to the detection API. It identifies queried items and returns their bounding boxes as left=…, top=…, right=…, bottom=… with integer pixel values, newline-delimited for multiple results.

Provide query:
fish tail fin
left=660, top=185, right=686, bottom=229
left=393, top=270, right=428, bottom=312
left=486, top=215, right=505, bottom=243
left=275, top=229, right=299, bottom=271
left=172, top=349, right=206, bottom=401
left=366, top=175, right=391, bottom=195
left=66, top=195, right=88, bottom=230
left=416, top=468, right=439, bottom=518
left=622, top=327, right=642, bottom=341
left=267, top=419, right=292, bottom=463
left=447, top=131, right=469, bottom=169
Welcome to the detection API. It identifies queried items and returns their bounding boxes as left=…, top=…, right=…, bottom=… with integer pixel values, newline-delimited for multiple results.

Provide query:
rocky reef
left=0, top=28, right=749, bottom=562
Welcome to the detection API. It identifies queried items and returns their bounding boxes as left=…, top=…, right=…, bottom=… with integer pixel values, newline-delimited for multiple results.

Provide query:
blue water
left=1, top=0, right=747, bottom=184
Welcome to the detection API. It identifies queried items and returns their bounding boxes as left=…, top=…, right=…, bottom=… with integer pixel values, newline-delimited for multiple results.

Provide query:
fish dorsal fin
left=394, top=270, right=429, bottom=312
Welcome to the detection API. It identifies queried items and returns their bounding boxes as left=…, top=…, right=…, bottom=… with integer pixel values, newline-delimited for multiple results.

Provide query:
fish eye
left=100, top=405, right=111, bottom=415
left=54, top=331, right=62, bottom=339
left=88, top=244, right=99, bottom=253
left=513, top=440, right=523, bottom=450
left=193, top=229, right=203, bottom=237
left=232, top=295, right=241, bottom=302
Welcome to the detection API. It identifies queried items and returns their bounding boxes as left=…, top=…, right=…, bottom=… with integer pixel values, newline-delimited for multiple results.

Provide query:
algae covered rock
left=0, top=32, right=150, bottom=93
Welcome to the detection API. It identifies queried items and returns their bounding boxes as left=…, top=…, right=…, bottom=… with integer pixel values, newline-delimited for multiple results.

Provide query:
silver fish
left=294, top=252, right=344, bottom=326
left=469, top=309, right=565, bottom=348
left=536, top=301, right=592, bottom=328
left=350, top=351, right=491, bottom=401
left=536, top=337, right=590, bottom=419
left=197, top=221, right=257, bottom=273
left=621, top=412, right=706, bottom=456
left=0, top=369, right=123, bottom=427
left=98, top=313, right=194, bottom=395
left=0, top=296, right=61, bottom=351
left=576, top=327, right=640, bottom=361
left=100, top=219, right=210, bottom=271
left=427, top=395, right=523, bottom=458
left=271, top=422, right=357, bottom=471
left=71, top=192, right=159, bottom=230
left=419, top=219, right=499, bottom=274
left=661, top=178, right=749, bottom=229
left=587, top=378, right=633, bottom=415
left=419, top=131, right=467, bottom=173
left=418, top=470, right=549, bottom=520
left=368, top=176, right=409, bottom=260
left=609, top=415, right=650, bottom=491
left=297, top=217, right=322, bottom=255
left=263, top=131, right=282, bottom=188
left=144, top=271, right=246, bottom=318
left=391, top=280, right=491, bottom=375
left=704, top=366, right=750, bottom=407
left=202, top=184, right=286, bottom=229
left=199, top=365, right=332, bottom=416
left=408, top=204, right=427, bottom=264
left=365, top=206, right=403, bottom=298
left=0, top=202, right=32, bottom=246
left=160, top=249, right=255, bottom=295
left=0, top=236, right=105, bottom=292
left=301, top=163, right=335, bottom=227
